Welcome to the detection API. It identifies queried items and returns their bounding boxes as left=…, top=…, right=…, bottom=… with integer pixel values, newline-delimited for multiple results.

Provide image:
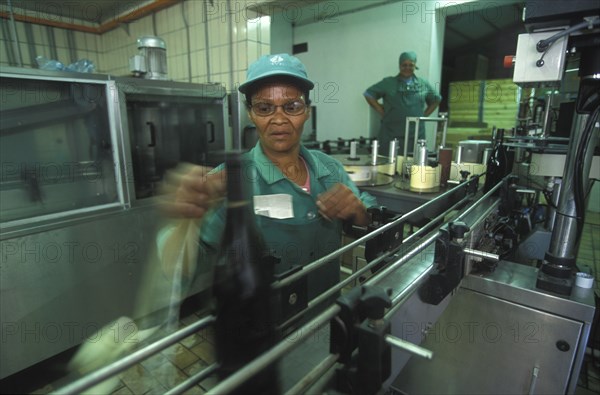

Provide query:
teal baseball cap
left=238, top=53, right=314, bottom=94
left=399, top=51, right=419, bottom=69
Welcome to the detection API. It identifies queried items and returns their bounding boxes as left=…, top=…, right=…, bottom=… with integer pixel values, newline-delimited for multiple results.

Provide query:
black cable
left=537, top=18, right=600, bottom=52
left=584, top=179, right=597, bottom=203
left=536, top=17, right=600, bottom=68
left=555, top=210, right=584, bottom=221
left=573, top=107, right=600, bottom=240
left=536, top=44, right=554, bottom=67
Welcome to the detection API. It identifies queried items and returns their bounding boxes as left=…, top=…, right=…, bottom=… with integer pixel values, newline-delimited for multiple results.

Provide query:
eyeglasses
left=251, top=101, right=307, bottom=116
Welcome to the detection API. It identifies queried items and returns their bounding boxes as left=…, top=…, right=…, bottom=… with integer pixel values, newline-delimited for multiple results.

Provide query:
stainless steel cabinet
left=391, top=262, right=595, bottom=394
left=0, top=67, right=228, bottom=379
left=114, top=77, right=227, bottom=199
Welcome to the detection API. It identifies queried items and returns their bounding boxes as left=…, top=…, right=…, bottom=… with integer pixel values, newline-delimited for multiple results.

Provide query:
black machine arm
left=418, top=221, right=471, bottom=305
left=329, top=285, right=393, bottom=395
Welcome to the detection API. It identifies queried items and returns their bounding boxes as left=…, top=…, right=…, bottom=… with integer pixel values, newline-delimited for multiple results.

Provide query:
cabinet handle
left=207, top=121, right=215, bottom=143
left=146, top=122, right=156, bottom=147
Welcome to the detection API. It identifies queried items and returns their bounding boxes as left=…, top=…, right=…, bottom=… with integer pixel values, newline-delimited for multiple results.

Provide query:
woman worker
left=160, top=53, right=377, bottom=311
left=364, top=51, right=442, bottom=153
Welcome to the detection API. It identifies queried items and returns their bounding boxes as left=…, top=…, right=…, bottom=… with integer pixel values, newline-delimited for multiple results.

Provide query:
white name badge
left=253, top=194, right=294, bottom=219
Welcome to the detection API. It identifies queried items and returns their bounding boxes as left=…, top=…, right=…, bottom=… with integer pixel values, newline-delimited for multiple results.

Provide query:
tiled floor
left=577, top=211, right=600, bottom=294
left=0, top=298, right=218, bottom=395
left=574, top=211, right=600, bottom=395
left=101, top=312, right=217, bottom=395
left=1, top=213, right=599, bottom=395
left=101, top=320, right=218, bottom=395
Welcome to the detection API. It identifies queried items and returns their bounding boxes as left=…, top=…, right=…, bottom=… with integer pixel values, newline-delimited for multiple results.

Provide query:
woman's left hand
left=316, top=183, right=369, bottom=226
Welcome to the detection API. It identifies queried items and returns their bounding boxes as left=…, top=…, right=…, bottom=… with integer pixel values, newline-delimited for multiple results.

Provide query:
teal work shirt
left=365, top=75, right=442, bottom=152
left=199, top=142, right=377, bottom=299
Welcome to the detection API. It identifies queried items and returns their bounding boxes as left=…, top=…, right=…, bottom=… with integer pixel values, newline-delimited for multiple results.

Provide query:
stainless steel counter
left=391, top=260, right=596, bottom=395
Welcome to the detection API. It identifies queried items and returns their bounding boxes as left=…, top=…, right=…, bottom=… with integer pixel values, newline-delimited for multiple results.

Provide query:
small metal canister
left=416, top=139, right=428, bottom=166
left=349, top=141, right=358, bottom=159
left=371, top=140, right=379, bottom=165
left=388, top=139, right=398, bottom=164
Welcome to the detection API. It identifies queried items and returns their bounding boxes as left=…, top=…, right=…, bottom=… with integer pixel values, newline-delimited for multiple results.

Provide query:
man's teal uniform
left=199, top=142, right=377, bottom=301
left=365, top=75, right=442, bottom=153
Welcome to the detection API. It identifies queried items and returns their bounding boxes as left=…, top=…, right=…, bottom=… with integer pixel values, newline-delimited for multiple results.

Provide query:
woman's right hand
left=161, top=164, right=226, bottom=220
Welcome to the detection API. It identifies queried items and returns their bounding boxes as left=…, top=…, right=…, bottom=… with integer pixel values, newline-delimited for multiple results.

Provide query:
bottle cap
left=575, top=272, right=594, bottom=288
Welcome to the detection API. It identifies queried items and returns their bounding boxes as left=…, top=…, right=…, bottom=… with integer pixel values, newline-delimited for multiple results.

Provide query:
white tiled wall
left=0, top=0, right=272, bottom=91
left=0, top=1, right=102, bottom=68
left=0, top=19, right=101, bottom=70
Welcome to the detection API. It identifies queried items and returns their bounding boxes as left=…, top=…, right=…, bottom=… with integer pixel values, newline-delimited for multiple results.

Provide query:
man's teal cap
left=238, top=53, right=314, bottom=94
left=399, top=51, right=417, bottom=64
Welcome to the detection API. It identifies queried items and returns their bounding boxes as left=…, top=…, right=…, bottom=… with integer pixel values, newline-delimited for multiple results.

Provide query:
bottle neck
left=226, top=200, right=250, bottom=209
left=226, top=169, right=245, bottom=202
left=225, top=153, right=251, bottom=203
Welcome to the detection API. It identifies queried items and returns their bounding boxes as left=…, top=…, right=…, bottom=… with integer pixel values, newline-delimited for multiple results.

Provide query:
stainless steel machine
left=3, top=2, right=599, bottom=393
left=52, top=168, right=595, bottom=395
left=0, top=66, right=228, bottom=380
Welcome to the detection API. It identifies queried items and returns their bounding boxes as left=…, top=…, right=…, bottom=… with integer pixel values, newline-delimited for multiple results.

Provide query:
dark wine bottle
left=484, top=127, right=506, bottom=193
left=212, top=153, right=279, bottom=394
left=485, top=127, right=516, bottom=194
